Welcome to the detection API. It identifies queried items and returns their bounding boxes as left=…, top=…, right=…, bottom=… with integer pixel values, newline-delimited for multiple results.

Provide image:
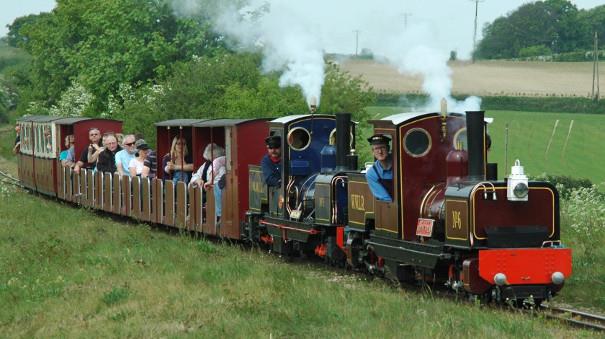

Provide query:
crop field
left=341, top=59, right=604, bottom=98
left=364, top=107, right=605, bottom=185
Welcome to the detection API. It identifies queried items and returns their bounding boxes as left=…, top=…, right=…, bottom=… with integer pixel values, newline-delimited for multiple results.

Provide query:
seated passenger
left=365, top=134, right=393, bottom=202
left=163, top=136, right=193, bottom=184
left=115, top=134, right=136, bottom=176
left=59, top=135, right=76, bottom=168
left=204, top=152, right=227, bottom=224
left=96, top=133, right=122, bottom=173
left=13, top=125, right=20, bottom=154
left=74, top=128, right=103, bottom=174
left=261, top=135, right=282, bottom=187
left=190, top=143, right=224, bottom=204
left=141, top=140, right=157, bottom=179
left=129, top=140, right=149, bottom=177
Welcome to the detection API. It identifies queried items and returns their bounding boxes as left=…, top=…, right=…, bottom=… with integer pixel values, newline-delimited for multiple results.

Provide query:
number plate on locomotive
left=416, top=218, right=434, bottom=237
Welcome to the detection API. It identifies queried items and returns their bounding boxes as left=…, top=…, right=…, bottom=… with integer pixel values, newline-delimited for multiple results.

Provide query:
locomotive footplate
left=260, top=217, right=321, bottom=244
left=368, top=234, right=451, bottom=269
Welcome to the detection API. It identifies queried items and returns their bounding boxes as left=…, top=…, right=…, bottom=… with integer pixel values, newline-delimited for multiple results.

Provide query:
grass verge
left=0, top=183, right=596, bottom=337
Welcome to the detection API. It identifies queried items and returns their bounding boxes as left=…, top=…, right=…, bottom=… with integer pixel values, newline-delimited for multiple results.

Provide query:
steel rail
left=539, top=304, right=605, bottom=332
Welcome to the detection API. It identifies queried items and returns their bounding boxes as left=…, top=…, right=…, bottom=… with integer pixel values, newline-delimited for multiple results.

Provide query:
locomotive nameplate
left=348, top=174, right=374, bottom=228
left=445, top=199, right=469, bottom=241
left=416, top=218, right=434, bottom=237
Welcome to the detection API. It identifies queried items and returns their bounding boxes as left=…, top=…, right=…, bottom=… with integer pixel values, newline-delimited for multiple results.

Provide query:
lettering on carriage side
left=351, top=194, right=365, bottom=211
left=452, top=210, right=462, bottom=229
left=251, top=178, right=264, bottom=194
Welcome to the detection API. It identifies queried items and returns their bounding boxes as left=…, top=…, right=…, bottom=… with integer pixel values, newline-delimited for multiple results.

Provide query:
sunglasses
left=124, top=142, right=135, bottom=146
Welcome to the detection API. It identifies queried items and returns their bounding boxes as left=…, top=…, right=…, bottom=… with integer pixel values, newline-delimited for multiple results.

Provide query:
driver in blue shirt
left=365, top=134, right=393, bottom=202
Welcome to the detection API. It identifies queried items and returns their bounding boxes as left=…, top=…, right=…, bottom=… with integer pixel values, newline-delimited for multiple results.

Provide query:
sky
left=1, top=0, right=603, bottom=58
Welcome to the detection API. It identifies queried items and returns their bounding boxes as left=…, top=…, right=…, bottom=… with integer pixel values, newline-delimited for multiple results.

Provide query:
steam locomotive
left=16, top=107, right=572, bottom=306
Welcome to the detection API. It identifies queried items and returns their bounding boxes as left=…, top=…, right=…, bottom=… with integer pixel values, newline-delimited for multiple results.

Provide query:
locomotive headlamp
left=551, top=272, right=565, bottom=285
left=507, top=159, right=529, bottom=202
left=494, top=273, right=508, bottom=286
left=513, top=182, right=529, bottom=199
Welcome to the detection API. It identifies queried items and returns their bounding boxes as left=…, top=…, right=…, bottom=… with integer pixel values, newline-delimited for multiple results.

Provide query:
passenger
left=74, top=128, right=103, bottom=174
left=59, top=135, right=76, bottom=168
left=139, top=139, right=157, bottom=179
left=261, top=135, right=282, bottom=187
left=204, top=150, right=227, bottom=224
left=43, top=126, right=52, bottom=152
left=12, top=125, right=20, bottom=154
left=365, top=134, right=393, bottom=202
left=190, top=143, right=224, bottom=204
left=129, top=139, right=149, bottom=177
left=96, top=133, right=122, bottom=173
left=115, top=134, right=136, bottom=176
left=163, top=136, right=193, bottom=184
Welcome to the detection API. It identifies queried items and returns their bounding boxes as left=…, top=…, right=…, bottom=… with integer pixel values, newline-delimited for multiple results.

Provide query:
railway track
left=0, top=168, right=22, bottom=187
left=539, top=304, right=605, bottom=332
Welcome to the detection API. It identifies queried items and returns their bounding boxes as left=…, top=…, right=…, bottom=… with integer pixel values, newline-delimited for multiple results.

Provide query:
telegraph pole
left=471, top=0, right=484, bottom=63
left=401, top=12, right=412, bottom=30
left=353, top=30, right=360, bottom=56
left=592, top=31, right=600, bottom=101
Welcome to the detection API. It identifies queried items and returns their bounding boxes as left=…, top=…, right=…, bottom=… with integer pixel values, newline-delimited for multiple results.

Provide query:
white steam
left=169, top=0, right=481, bottom=112
left=213, top=2, right=325, bottom=107
left=372, top=22, right=481, bottom=112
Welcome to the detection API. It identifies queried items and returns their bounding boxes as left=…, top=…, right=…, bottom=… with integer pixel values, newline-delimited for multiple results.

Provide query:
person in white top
left=129, top=140, right=149, bottom=177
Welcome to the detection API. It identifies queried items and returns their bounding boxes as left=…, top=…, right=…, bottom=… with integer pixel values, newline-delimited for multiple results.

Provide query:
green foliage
left=532, top=174, right=593, bottom=199
left=14, top=0, right=223, bottom=114
left=518, top=45, right=552, bottom=58
left=475, top=1, right=604, bottom=59
left=111, top=53, right=375, bottom=144
left=560, top=185, right=605, bottom=308
left=102, top=285, right=130, bottom=306
left=48, top=81, right=95, bottom=117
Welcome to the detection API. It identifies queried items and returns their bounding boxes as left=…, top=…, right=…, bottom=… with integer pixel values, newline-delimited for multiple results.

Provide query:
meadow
left=0, top=177, right=596, bottom=338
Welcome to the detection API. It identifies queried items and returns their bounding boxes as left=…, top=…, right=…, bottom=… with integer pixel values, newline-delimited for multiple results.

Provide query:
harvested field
left=340, top=59, right=604, bottom=98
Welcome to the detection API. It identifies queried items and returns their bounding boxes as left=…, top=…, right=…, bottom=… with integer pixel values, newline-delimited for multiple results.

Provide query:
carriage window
left=403, top=128, right=431, bottom=157
left=287, top=127, right=311, bottom=151
left=453, top=128, right=467, bottom=150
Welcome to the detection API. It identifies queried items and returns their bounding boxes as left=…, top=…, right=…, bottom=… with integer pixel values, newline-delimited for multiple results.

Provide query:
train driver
left=366, top=134, right=393, bottom=202
left=261, top=135, right=282, bottom=188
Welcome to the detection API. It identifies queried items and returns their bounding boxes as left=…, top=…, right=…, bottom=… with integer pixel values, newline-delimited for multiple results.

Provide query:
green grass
left=0, top=180, right=595, bottom=337
left=364, top=107, right=605, bottom=185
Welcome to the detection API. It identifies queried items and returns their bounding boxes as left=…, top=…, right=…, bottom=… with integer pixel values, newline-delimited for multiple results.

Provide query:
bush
left=532, top=174, right=593, bottom=199
left=375, top=93, right=605, bottom=114
left=560, top=185, right=605, bottom=263
left=518, top=45, right=552, bottom=58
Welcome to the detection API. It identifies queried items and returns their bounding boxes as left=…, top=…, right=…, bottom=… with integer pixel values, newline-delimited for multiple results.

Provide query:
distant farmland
left=341, top=59, right=604, bottom=98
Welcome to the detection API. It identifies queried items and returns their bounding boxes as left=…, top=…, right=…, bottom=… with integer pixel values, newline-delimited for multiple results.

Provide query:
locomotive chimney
left=309, top=97, right=317, bottom=113
left=465, top=110, right=486, bottom=181
left=336, top=113, right=352, bottom=171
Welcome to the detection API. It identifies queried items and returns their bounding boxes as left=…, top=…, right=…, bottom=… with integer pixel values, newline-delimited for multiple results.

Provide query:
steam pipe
left=465, top=110, right=485, bottom=181
left=335, top=113, right=352, bottom=171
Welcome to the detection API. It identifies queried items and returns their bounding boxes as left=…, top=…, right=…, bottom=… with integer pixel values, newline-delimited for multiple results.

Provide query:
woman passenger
left=163, top=136, right=193, bottom=184
left=129, top=141, right=149, bottom=177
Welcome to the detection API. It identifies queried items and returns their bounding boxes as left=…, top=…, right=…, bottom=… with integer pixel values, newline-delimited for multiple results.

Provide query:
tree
left=475, top=0, right=588, bottom=59
left=15, top=0, right=223, bottom=113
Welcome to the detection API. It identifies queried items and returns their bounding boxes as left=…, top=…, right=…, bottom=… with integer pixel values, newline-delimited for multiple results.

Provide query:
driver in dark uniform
left=365, top=134, right=393, bottom=202
left=261, top=135, right=282, bottom=188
